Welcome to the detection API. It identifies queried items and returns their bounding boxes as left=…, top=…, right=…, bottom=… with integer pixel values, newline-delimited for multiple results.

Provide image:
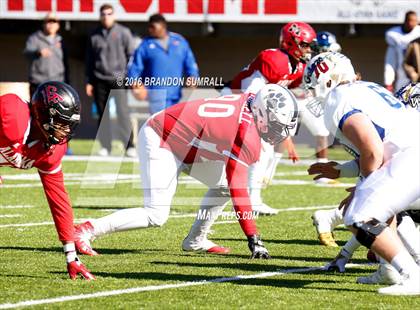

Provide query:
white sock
left=91, top=207, right=150, bottom=237
left=342, top=235, right=361, bottom=257
left=390, top=250, right=419, bottom=277
left=398, top=215, right=420, bottom=264
left=249, top=188, right=263, bottom=206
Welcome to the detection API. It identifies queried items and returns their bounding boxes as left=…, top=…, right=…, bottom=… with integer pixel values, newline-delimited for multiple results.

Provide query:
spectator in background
left=24, top=12, right=69, bottom=98
left=85, top=3, right=136, bottom=157
left=24, top=12, right=72, bottom=154
left=404, top=37, right=420, bottom=83
left=128, top=14, right=199, bottom=114
left=384, top=11, right=420, bottom=92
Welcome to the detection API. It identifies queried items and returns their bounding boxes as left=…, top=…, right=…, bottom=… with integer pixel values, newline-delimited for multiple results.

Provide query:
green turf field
left=0, top=140, right=418, bottom=309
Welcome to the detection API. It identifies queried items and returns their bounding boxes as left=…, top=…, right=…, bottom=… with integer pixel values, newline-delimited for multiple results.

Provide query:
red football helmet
left=280, top=22, right=316, bottom=62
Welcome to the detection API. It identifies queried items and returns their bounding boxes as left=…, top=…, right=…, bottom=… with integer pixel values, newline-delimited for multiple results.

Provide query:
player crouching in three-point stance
left=303, top=52, right=420, bottom=295
left=0, top=82, right=94, bottom=280
left=75, top=84, right=298, bottom=258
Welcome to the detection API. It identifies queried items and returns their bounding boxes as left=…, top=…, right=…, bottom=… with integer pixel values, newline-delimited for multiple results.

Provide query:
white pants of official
left=91, top=124, right=230, bottom=237
left=344, top=146, right=420, bottom=226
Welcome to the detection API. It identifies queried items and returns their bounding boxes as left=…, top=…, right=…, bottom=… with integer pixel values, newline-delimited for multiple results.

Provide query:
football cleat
left=357, top=264, right=401, bottom=285
left=314, top=177, right=340, bottom=185
left=325, top=249, right=351, bottom=272
left=252, top=203, right=279, bottom=216
left=182, top=237, right=230, bottom=254
left=74, top=221, right=98, bottom=256
left=378, top=272, right=420, bottom=295
left=312, top=210, right=339, bottom=247
left=318, top=232, right=339, bottom=247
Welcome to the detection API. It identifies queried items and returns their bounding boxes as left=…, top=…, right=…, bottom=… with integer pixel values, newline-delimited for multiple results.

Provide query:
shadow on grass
left=0, top=245, right=158, bottom=255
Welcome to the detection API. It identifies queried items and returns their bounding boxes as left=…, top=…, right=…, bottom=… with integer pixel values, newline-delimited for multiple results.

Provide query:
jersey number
left=367, top=84, right=402, bottom=109
left=197, top=95, right=240, bottom=118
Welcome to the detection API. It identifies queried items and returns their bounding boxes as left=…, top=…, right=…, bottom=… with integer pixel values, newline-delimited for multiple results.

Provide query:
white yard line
left=0, top=215, right=21, bottom=218
left=0, top=205, right=336, bottom=229
left=0, top=205, right=34, bottom=209
left=0, top=266, right=324, bottom=309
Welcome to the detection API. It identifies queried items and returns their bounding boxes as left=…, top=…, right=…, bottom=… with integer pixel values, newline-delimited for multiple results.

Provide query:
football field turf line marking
left=0, top=215, right=21, bottom=218
left=0, top=205, right=34, bottom=209
left=0, top=266, right=323, bottom=309
left=0, top=205, right=336, bottom=228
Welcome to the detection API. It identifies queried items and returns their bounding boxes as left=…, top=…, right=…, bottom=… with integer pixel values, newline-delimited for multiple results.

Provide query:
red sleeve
left=39, top=170, right=74, bottom=242
left=225, top=157, right=258, bottom=237
left=257, top=51, right=286, bottom=84
left=0, top=94, right=30, bottom=146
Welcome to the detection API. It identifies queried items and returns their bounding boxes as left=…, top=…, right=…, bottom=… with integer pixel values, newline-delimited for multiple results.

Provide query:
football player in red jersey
left=221, top=22, right=316, bottom=216
left=0, top=81, right=94, bottom=280
left=75, top=84, right=299, bottom=259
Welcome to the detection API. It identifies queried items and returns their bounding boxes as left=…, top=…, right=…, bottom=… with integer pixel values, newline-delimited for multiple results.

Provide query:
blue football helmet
left=314, top=31, right=342, bottom=54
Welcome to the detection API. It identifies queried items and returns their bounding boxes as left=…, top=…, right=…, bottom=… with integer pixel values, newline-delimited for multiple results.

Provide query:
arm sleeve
left=403, top=43, right=419, bottom=83
left=124, top=29, right=136, bottom=61
left=85, top=36, right=94, bottom=84
left=39, top=170, right=75, bottom=242
left=127, top=44, right=145, bottom=79
left=23, top=34, right=39, bottom=60
left=183, top=41, right=199, bottom=78
left=384, top=46, right=398, bottom=86
left=225, top=157, right=258, bottom=237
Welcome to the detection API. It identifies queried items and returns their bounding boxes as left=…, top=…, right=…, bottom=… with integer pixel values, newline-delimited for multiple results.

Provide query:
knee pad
left=353, top=219, right=388, bottom=249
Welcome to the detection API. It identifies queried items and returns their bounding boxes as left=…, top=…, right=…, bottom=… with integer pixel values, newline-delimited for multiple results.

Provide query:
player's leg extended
left=344, top=147, right=420, bottom=295
left=75, top=125, right=180, bottom=254
left=182, top=161, right=230, bottom=253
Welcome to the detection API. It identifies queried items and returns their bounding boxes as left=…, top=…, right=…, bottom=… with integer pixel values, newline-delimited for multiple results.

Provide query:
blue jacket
left=127, top=32, right=199, bottom=109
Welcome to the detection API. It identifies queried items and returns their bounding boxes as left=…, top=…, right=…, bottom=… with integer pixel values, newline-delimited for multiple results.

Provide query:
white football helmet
left=303, top=52, right=356, bottom=116
left=395, top=82, right=420, bottom=112
left=251, top=84, right=298, bottom=144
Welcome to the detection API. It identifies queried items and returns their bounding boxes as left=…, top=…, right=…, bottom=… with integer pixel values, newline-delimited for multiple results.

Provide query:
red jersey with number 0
left=231, top=48, right=305, bottom=92
left=148, top=93, right=261, bottom=167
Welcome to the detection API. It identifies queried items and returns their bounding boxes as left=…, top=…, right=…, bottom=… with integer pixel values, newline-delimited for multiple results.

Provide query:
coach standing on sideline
left=85, top=3, right=136, bottom=157
left=128, top=14, right=199, bottom=114
left=24, top=13, right=69, bottom=98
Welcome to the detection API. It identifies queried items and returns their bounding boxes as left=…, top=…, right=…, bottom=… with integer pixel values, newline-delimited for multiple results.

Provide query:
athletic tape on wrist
left=335, top=160, right=359, bottom=178
left=63, top=243, right=76, bottom=253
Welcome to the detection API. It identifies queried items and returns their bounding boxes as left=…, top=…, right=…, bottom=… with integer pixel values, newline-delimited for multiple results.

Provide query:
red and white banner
left=0, top=0, right=419, bottom=23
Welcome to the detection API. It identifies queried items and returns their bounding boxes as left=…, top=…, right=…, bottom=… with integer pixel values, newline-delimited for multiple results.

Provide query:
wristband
left=63, top=243, right=76, bottom=253
left=335, top=160, right=360, bottom=178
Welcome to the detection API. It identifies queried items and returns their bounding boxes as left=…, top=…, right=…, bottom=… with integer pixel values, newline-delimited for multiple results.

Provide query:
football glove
left=67, top=257, right=95, bottom=280
left=325, top=249, right=351, bottom=273
left=247, top=235, right=271, bottom=259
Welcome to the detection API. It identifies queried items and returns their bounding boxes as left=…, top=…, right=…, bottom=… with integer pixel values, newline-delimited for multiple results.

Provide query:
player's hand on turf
left=338, top=187, right=356, bottom=215
left=248, top=235, right=271, bottom=259
left=308, top=161, right=340, bottom=180
left=67, top=258, right=95, bottom=280
left=325, top=249, right=351, bottom=273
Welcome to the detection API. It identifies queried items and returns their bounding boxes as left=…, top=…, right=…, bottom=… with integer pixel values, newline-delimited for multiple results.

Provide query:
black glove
left=247, top=235, right=271, bottom=259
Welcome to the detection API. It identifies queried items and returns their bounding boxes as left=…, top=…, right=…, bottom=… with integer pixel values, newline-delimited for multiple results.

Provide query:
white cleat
left=125, top=147, right=137, bottom=158
left=378, top=273, right=420, bottom=295
left=314, top=177, right=340, bottom=185
left=252, top=203, right=279, bottom=216
left=182, top=237, right=230, bottom=254
left=357, top=264, right=401, bottom=285
left=97, top=148, right=109, bottom=157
